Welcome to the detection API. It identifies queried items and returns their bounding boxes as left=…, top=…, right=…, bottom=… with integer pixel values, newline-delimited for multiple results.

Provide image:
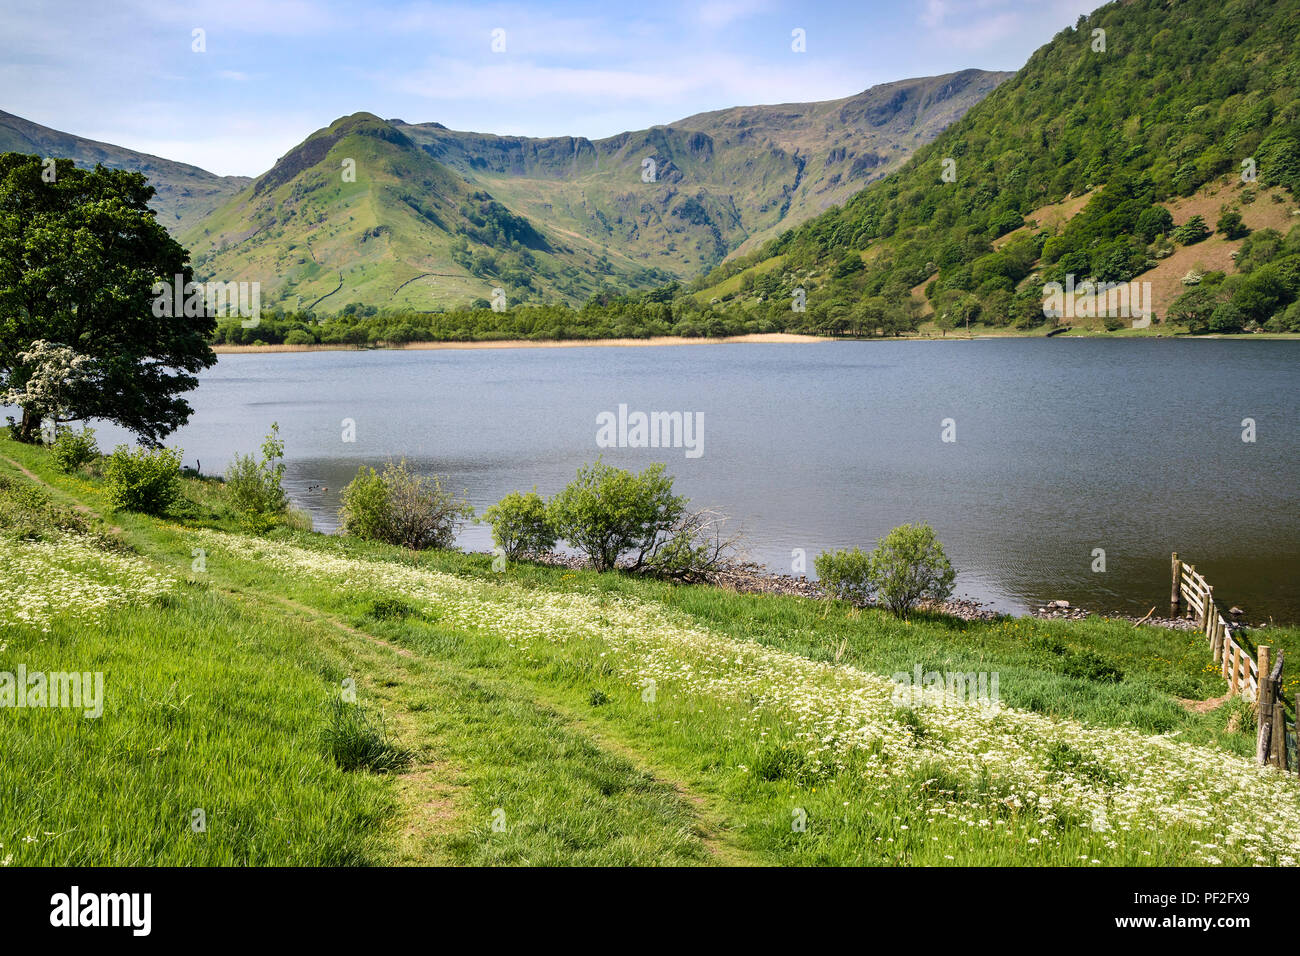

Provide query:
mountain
left=181, top=70, right=1009, bottom=312
left=398, top=70, right=1010, bottom=271
left=696, top=0, right=1300, bottom=335
left=181, top=112, right=661, bottom=313
left=0, top=109, right=250, bottom=234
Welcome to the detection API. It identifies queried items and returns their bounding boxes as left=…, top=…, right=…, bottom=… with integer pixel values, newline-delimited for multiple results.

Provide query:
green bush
left=1216, top=207, right=1249, bottom=240
left=814, top=547, right=874, bottom=604
left=225, top=423, right=288, bottom=531
left=338, top=459, right=472, bottom=550
left=548, top=459, right=685, bottom=572
left=482, top=489, right=556, bottom=559
left=1172, top=214, right=1211, bottom=245
left=49, top=425, right=98, bottom=473
left=104, top=445, right=183, bottom=515
left=283, top=329, right=315, bottom=346
left=1207, top=301, right=1246, bottom=334
left=867, top=523, right=956, bottom=618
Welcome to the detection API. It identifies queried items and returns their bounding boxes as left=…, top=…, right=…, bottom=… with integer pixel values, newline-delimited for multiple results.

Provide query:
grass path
left=219, top=578, right=754, bottom=865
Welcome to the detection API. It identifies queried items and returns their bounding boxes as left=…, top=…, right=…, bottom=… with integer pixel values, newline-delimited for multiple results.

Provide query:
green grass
left=1, top=435, right=1297, bottom=867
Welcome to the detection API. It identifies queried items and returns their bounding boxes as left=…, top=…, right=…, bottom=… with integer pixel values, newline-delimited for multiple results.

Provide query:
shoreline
left=504, top=550, right=1277, bottom=629
left=212, top=329, right=1300, bottom=354
left=212, top=333, right=829, bottom=353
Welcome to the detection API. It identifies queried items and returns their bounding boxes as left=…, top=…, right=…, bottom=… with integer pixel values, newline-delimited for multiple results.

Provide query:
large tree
left=0, top=153, right=215, bottom=444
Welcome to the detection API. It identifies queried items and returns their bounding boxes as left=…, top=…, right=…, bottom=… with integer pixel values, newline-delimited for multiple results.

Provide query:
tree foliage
left=0, top=153, right=216, bottom=443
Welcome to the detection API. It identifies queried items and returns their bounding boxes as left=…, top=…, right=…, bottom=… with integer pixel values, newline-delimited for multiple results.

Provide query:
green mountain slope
left=182, top=113, right=660, bottom=312
left=184, top=70, right=1007, bottom=312
left=0, top=109, right=249, bottom=234
left=697, top=0, right=1300, bottom=335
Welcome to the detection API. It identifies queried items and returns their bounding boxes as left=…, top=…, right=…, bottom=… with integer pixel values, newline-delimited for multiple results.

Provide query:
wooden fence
left=1170, top=552, right=1293, bottom=772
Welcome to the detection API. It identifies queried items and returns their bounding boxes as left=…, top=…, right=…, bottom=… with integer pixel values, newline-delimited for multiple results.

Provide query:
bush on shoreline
left=225, top=424, right=289, bottom=532
left=338, top=460, right=472, bottom=550
left=482, top=490, right=555, bottom=560
left=816, top=523, right=956, bottom=618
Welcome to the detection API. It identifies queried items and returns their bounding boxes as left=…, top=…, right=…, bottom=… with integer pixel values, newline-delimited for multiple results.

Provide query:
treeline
left=211, top=287, right=924, bottom=346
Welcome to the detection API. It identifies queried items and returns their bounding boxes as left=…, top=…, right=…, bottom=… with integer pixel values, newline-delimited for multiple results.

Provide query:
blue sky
left=2, top=0, right=1092, bottom=177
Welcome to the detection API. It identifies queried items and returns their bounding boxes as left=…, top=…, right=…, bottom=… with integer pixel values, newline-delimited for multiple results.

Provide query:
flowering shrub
left=1, top=340, right=95, bottom=442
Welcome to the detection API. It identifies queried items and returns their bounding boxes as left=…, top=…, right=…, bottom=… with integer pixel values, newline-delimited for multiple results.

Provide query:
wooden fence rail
left=1169, top=552, right=1292, bottom=772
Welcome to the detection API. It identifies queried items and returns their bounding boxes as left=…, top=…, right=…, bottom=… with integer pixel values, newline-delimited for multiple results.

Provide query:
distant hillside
left=0, top=109, right=249, bottom=234
left=183, top=70, right=1007, bottom=312
left=399, top=70, right=1010, bottom=278
left=696, top=0, right=1300, bottom=336
left=182, top=113, right=666, bottom=313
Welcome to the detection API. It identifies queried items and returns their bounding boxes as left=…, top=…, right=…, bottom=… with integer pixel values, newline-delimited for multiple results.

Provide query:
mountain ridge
left=0, top=109, right=250, bottom=233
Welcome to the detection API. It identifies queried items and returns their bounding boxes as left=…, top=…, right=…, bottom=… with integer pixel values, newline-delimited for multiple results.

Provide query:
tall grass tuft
left=322, top=697, right=414, bottom=773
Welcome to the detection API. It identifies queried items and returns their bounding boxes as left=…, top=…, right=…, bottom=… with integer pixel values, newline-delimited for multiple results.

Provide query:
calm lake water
left=81, top=339, right=1300, bottom=620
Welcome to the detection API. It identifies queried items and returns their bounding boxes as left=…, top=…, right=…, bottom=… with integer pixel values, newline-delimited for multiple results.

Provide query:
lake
left=76, top=338, right=1300, bottom=621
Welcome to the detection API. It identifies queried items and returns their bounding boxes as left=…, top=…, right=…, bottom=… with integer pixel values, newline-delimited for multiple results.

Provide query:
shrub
left=283, top=329, right=315, bottom=346
left=1207, top=301, right=1246, bottom=334
left=49, top=425, right=98, bottom=473
left=482, top=489, right=556, bottom=559
left=638, top=507, right=739, bottom=583
left=814, top=547, right=874, bottom=604
left=1216, top=207, right=1249, bottom=240
left=322, top=697, right=413, bottom=773
left=104, top=445, right=182, bottom=515
left=1135, top=205, right=1173, bottom=242
left=338, top=459, right=472, bottom=550
left=866, top=523, right=956, bottom=618
left=1167, top=285, right=1221, bottom=333
left=224, top=423, right=288, bottom=531
left=1172, top=214, right=1211, bottom=245
left=548, top=459, right=685, bottom=572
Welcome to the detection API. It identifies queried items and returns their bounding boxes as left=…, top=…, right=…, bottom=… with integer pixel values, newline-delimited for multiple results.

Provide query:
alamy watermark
left=891, top=664, right=999, bottom=711
left=1042, top=274, right=1151, bottom=327
left=1, top=666, right=103, bottom=718
left=151, top=275, right=261, bottom=328
left=596, top=403, right=703, bottom=458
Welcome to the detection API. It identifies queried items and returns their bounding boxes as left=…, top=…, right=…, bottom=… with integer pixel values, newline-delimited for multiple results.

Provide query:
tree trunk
left=17, top=407, right=41, bottom=444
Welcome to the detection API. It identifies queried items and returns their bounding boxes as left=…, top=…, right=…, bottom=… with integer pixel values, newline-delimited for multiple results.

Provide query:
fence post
left=1256, top=645, right=1272, bottom=764
left=1170, top=552, right=1181, bottom=618
left=1230, top=642, right=1241, bottom=695
left=1272, top=699, right=1288, bottom=768
left=1213, top=616, right=1224, bottom=665
left=1202, top=584, right=1213, bottom=634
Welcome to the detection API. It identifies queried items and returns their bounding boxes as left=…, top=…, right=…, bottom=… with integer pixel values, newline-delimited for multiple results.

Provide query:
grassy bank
left=1, top=436, right=1297, bottom=866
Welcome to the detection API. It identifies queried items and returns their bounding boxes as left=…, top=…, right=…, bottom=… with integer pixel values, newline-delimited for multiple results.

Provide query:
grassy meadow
left=1, top=434, right=1297, bottom=867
